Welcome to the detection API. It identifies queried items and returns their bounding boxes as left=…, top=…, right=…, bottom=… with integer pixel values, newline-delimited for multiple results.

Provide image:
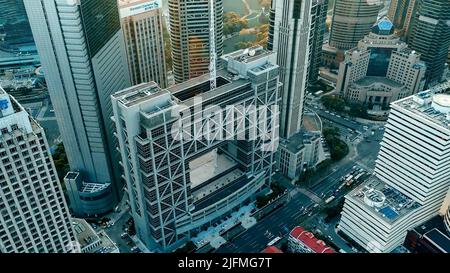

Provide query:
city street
left=214, top=104, right=385, bottom=253
left=215, top=190, right=315, bottom=253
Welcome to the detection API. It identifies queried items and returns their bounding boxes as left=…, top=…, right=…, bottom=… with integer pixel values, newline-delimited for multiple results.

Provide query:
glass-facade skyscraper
left=23, top=0, right=131, bottom=218
left=408, top=0, right=450, bottom=86
left=168, top=0, right=224, bottom=84
left=0, top=0, right=34, bottom=49
left=329, top=0, right=381, bottom=50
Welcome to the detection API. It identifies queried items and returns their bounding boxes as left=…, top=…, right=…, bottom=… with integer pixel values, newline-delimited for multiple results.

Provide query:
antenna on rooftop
left=209, top=0, right=217, bottom=90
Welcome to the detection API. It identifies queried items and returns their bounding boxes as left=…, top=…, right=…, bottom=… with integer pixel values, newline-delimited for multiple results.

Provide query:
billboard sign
left=120, top=0, right=162, bottom=18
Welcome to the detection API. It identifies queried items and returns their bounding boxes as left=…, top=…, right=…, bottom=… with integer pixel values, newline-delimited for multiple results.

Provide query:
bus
left=325, top=196, right=336, bottom=204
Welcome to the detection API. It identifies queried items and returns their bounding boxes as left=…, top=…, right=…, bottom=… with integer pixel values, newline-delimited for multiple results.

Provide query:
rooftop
left=261, top=246, right=283, bottom=253
left=353, top=76, right=404, bottom=89
left=393, top=90, right=450, bottom=130
left=221, top=46, right=274, bottom=65
left=348, top=176, right=421, bottom=224
left=280, top=130, right=320, bottom=154
left=371, top=17, right=394, bottom=35
left=423, top=228, right=450, bottom=253
left=72, top=218, right=119, bottom=253
left=289, top=226, right=335, bottom=253
left=112, top=82, right=163, bottom=107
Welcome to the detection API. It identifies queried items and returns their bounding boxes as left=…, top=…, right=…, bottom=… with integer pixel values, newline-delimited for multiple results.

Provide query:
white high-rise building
left=339, top=90, right=450, bottom=252
left=112, top=47, right=280, bottom=252
left=268, top=0, right=313, bottom=139
left=119, top=0, right=168, bottom=88
left=0, top=88, right=76, bottom=253
left=24, top=0, right=131, bottom=217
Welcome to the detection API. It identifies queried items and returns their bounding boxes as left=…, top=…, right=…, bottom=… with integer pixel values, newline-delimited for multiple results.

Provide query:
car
left=131, top=246, right=140, bottom=252
left=120, top=232, right=128, bottom=239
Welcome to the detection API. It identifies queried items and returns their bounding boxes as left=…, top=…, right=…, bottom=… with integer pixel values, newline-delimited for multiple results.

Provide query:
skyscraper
left=308, top=0, right=329, bottom=86
left=119, top=0, right=168, bottom=88
left=0, top=87, right=76, bottom=253
left=168, top=0, right=224, bottom=84
left=23, top=0, right=131, bottom=217
left=112, top=46, right=279, bottom=252
left=339, top=90, right=450, bottom=252
left=387, top=0, right=416, bottom=38
left=329, top=0, right=381, bottom=50
left=408, top=0, right=450, bottom=87
left=0, top=0, right=34, bottom=48
left=268, top=0, right=313, bottom=139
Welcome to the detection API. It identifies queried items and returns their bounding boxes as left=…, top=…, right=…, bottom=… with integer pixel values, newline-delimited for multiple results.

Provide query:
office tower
left=112, top=46, right=279, bottom=252
left=0, top=0, right=34, bottom=48
left=339, top=90, right=450, bottom=252
left=24, top=0, right=131, bottom=217
left=168, top=0, right=224, bottom=84
left=329, top=0, right=381, bottom=50
left=408, top=0, right=450, bottom=87
left=387, top=0, right=416, bottom=38
left=119, top=0, right=168, bottom=88
left=336, top=18, right=426, bottom=109
left=0, top=88, right=76, bottom=253
left=308, top=0, right=329, bottom=86
left=268, top=0, right=313, bottom=139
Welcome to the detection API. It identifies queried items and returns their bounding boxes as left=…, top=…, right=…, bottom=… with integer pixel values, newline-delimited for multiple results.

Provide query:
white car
left=131, top=246, right=139, bottom=252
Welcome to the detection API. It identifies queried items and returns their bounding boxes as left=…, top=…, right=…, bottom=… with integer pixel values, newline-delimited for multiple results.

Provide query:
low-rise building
left=261, top=246, right=283, bottom=253
left=404, top=215, right=450, bottom=253
left=336, top=18, right=426, bottom=112
left=72, top=218, right=119, bottom=253
left=288, top=226, right=334, bottom=253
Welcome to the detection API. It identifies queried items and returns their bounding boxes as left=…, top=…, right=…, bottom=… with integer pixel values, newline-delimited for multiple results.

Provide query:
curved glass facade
left=330, top=0, right=381, bottom=50
left=0, top=0, right=34, bottom=48
left=79, top=0, right=121, bottom=57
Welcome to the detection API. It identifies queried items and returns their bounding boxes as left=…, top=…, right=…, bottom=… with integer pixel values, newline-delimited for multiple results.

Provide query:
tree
left=321, top=95, right=346, bottom=112
left=322, top=127, right=349, bottom=161
left=224, top=12, right=249, bottom=35
left=162, top=22, right=172, bottom=72
left=52, top=143, right=70, bottom=183
left=349, top=103, right=368, bottom=118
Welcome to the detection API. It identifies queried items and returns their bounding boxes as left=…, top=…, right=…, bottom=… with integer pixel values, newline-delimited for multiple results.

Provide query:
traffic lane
left=313, top=216, right=354, bottom=253
left=215, top=191, right=314, bottom=253
left=309, top=161, right=355, bottom=196
left=316, top=110, right=363, bottom=132
left=103, top=212, right=134, bottom=253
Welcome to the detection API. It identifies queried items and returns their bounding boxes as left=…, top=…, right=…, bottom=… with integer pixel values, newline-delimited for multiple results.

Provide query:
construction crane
left=209, top=0, right=217, bottom=90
